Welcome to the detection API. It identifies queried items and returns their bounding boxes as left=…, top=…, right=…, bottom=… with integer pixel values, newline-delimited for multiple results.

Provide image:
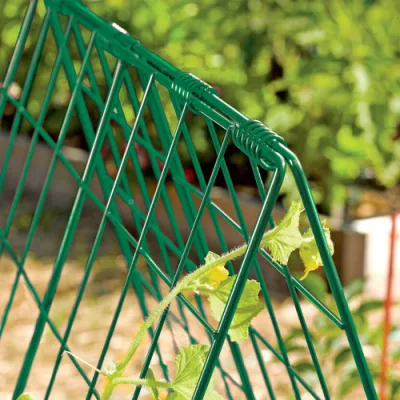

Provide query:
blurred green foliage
left=1, top=0, right=400, bottom=212
left=278, top=277, right=400, bottom=399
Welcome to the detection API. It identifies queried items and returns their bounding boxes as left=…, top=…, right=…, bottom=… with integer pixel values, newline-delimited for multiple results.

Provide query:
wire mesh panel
left=0, top=0, right=377, bottom=399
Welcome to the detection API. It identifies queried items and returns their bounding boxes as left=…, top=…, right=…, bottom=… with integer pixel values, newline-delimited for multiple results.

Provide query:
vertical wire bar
left=13, top=22, right=126, bottom=397
left=205, top=120, right=284, bottom=398
left=282, top=267, right=331, bottom=398
left=0, top=233, right=100, bottom=397
left=121, top=70, right=186, bottom=281
left=0, top=12, right=65, bottom=339
left=192, top=156, right=285, bottom=400
left=275, top=142, right=378, bottom=400
left=0, top=11, right=51, bottom=196
left=169, top=110, right=254, bottom=399
left=120, top=71, right=187, bottom=252
left=0, top=15, right=73, bottom=261
left=0, top=0, right=39, bottom=119
left=45, top=74, right=155, bottom=397
left=40, top=32, right=104, bottom=398
left=131, top=127, right=233, bottom=400
left=93, top=45, right=167, bottom=296
left=137, top=72, right=209, bottom=260
left=75, top=27, right=163, bottom=345
left=249, top=331, right=276, bottom=400
left=48, top=15, right=155, bottom=397
left=120, top=70, right=191, bottom=354
left=81, top=39, right=171, bottom=376
left=163, top=94, right=221, bottom=352
left=85, top=104, right=189, bottom=398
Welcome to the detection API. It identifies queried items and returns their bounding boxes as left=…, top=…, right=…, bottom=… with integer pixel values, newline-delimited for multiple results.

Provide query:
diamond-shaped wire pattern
left=0, top=1, right=377, bottom=399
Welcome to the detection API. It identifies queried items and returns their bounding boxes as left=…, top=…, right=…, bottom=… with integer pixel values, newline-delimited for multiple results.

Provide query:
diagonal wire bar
left=192, top=160, right=285, bottom=399
left=12, top=17, right=127, bottom=395
left=0, top=0, right=40, bottom=120
left=75, top=30, right=175, bottom=375
left=1, top=88, right=343, bottom=331
left=2, top=3, right=377, bottom=400
left=0, top=13, right=73, bottom=260
left=131, top=126, right=233, bottom=399
left=0, top=12, right=69, bottom=338
left=85, top=103, right=190, bottom=398
left=0, top=10, right=51, bottom=195
left=0, top=230, right=101, bottom=399
left=203, top=119, right=284, bottom=398
left=81, top=34, right=174, bottom=375
left=0, top=94, right=215, bottom=335
left=159, top=99, right=256, bottom=399
left=45, top=73, right=156, bottom=396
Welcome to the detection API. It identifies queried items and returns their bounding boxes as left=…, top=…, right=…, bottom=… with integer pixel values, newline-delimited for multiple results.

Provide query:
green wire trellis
left=0, top=0, right=377, bottom=399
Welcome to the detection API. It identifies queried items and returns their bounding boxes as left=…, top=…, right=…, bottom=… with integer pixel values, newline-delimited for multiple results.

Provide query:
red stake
left=380, top=211, right=398, bottom=400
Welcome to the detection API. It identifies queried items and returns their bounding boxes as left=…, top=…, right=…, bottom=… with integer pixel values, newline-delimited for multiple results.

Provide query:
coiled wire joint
left=171, top=72, right=218, bottom=114
left=231, top=120, right=286, bottom=170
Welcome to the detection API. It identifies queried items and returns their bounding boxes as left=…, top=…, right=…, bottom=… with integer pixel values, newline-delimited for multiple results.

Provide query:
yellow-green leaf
left=299, top=221, right=334, bottom=280
left=263, top=201, right=303, bottom=265
left=17, top=395, right=35, bottom=400
left=208, top=276, right=264, bottom=342
left=168, top=345, right=223, bottom=400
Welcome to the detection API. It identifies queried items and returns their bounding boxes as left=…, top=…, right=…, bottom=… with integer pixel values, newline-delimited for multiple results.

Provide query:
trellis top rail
left=45, top=0, right=277, bottom=137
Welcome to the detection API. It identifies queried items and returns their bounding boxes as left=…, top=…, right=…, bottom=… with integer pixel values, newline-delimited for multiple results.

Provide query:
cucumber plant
left=17, top=201, right=333, bottom=400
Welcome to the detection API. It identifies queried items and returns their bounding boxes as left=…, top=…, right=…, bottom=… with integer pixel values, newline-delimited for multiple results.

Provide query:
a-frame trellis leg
left=277, top=142, right=378, bottom=400
left=11, top=12, right=151, bottom=399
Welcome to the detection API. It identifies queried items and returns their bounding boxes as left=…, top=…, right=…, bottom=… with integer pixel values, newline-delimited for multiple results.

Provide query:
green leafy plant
left=3, top=0, right=400, bottom=214
left=274, top=278, right=400, bottom=399
left=17, top=201, right=333, bottom=399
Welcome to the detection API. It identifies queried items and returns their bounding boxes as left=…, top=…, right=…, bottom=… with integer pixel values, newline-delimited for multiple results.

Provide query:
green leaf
left=354, top=299, right=383, bottom=315
left=208, top=276, right=264, bottom=342
left=146, top=368, right=160, bottom=400
left=263, top=201, right=303, bottom=265
left=169, top=345, right=223, bottom=400
left=344, top=279, right=365, bottom=301
left=285, top=327, right=305, bottom=343
left=299, top=221, right=334, bottom=280
left=337, top=368, right=362, bottom=399
left=297, top=273, right=327, bottom=301
left=390, top=380, right=400, bottom=400
left=334, top=347, right=352, bottom=369
left=16, top=395, right=35, bottom=400
left=293, top=360, right=315, bottom=374
left=391, top=348, right=400, bottom=362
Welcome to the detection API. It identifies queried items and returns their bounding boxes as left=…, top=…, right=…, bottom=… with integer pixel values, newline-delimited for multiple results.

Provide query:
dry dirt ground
left=0, top=199, right=396, bottom=400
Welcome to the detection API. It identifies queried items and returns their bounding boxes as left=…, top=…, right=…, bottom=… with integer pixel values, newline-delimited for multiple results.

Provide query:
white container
left=351, top=214, right=400, bottom=299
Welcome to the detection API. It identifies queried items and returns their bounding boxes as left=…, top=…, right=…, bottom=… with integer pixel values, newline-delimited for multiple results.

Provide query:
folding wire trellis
left=0, top=0, right=378, bottom=399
